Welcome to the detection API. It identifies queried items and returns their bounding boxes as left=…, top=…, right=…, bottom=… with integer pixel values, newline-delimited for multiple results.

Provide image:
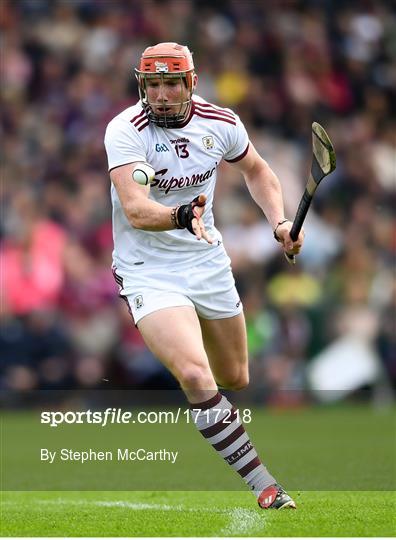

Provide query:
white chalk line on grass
left=219, top=506, right=265, bottom=536
left=2, top=498, right=266, bottom=536
left=95, top=500, right=266, bottom=534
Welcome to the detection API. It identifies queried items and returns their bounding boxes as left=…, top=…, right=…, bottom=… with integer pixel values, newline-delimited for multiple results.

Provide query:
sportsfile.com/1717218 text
left=40, top=407, right=253, bottom=428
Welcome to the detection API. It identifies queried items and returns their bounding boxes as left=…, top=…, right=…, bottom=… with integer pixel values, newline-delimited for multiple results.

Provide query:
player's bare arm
left=110, top=163, right=212, bottom=243
left=231, top=143, right=304, bottom=255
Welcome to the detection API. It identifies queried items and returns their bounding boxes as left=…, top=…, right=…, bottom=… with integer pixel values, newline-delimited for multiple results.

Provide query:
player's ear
left=192, top=74, right=198, bottom=91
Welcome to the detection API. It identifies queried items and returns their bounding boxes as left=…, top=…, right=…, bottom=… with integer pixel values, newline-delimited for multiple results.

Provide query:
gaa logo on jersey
left=202, top=135, right=214, bottom=150
left=156, top=143, right=169, bottom=152
left=134, top=295, right=144, bottom=309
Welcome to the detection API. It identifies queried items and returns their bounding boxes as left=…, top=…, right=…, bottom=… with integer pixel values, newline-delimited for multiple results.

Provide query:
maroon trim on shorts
left=112, top=267, right=134, bottom=322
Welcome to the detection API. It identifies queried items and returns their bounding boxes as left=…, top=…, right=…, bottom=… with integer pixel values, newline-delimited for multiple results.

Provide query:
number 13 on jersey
left=175, top=143, right=189, bottom=158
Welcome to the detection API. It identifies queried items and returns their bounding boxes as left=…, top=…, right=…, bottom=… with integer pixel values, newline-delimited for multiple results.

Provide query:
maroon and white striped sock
left=190, top=392, right=276, bottom=498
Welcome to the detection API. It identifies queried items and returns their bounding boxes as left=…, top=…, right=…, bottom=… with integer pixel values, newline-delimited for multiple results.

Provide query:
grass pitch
left=1, top=404, right=395, bottom=536
left=1, top=490, right=395, bottom=537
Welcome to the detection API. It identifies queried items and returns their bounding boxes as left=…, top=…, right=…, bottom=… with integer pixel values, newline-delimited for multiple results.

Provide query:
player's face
left=145, top=76, right=189, bottom=117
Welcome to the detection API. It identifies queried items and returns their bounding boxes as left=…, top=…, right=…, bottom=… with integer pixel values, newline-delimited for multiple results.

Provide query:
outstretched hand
left=190, top=195, right=213, bottom=244
left=176, top=194, right=213, bottom=244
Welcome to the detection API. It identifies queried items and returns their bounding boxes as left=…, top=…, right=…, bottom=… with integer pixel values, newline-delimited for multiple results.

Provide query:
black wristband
left=176, top=203, right=196, bottom=234
left=175, top=196, right=205, bottom=235
left=171, top=206, right=182, bottom=229
left=273, top=219, right=290, bottom=242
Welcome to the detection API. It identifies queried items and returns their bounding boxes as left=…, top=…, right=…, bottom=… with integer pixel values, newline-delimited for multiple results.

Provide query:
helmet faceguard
left=135, top=42, right=196, bottom=128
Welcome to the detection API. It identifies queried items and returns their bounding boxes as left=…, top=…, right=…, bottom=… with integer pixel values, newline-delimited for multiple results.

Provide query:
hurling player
left=105, top=42, right=304, bottom=509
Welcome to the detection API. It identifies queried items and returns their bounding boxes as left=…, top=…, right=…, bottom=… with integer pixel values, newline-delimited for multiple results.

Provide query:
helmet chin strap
left=146, top=100, right=192, bottom=128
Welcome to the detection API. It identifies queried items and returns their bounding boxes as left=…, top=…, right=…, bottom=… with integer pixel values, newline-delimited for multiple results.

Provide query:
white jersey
left=104, top=95, right=249, bottom=273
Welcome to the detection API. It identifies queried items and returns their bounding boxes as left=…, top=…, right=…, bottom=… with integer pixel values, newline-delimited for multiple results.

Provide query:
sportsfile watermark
left=1, top=390, right=395, bottom=491
left=40, top=407, right=253, bottom=427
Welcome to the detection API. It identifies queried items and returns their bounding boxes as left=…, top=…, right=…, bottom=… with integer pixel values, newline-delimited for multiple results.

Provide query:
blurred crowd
left=1, top=0, right=395, bottom=403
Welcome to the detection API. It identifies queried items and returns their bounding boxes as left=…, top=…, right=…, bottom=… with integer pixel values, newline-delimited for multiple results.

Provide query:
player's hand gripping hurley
left=285, top=122, right=336, bottom=264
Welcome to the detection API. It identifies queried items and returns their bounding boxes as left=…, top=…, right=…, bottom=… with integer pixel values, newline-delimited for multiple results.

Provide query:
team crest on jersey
left=155, top=61, right=168, bottom=73
left=202, top=136, right=214, bottom=150
left=134, top=295, right=144, bottom=309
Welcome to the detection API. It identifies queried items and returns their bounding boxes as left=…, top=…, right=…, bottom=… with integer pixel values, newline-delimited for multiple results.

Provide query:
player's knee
left=230, top=373, right=249, bottom=391
left=219, top=371, right=249, bottom=391
left=177, top=364, right=214, bottom=390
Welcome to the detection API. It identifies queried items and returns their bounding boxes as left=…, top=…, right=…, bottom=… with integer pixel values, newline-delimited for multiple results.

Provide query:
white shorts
left=112, top=251, right=242, bottom=325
